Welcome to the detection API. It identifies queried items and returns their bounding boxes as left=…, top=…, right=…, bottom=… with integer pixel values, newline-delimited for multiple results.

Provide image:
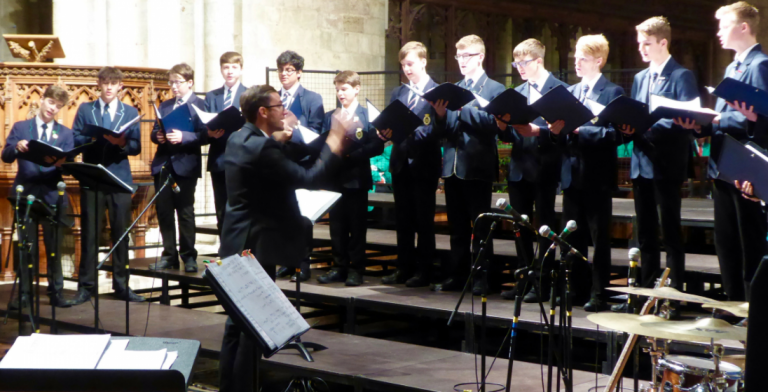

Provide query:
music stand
left=62, top=163, right=135, bottom=331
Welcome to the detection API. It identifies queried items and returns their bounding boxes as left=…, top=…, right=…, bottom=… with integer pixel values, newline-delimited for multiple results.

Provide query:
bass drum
left=658, top=355, right=743, bottom=392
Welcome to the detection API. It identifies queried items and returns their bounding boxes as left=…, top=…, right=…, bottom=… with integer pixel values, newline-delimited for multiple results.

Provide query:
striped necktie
left=581, top=85, right=590, bottom=104
left=102, top=103, right=112, bottom=130
left=223, top=89, right=233, bottom=108
left=281, top=91, right=290, bottom=108
left=41, top=123, right=48, bottom=142
left=407, top=86, right=420, bottom=110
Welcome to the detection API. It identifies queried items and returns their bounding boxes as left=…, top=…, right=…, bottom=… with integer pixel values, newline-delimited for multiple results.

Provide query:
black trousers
left=154, top=170, right=198, bottom=265
left=329, top=189, right=368, bottom=273
left=746, top=256, right=768, bottom=391
left=562, top=187, right=613, bottom=298
left=211, top=170, right=227, bottom=236
left=507, top=178, right=559, bottom=276
left=78, top=187, right=131, bottom=293
left=392, top=167, right=438, bottom=275
left=444, top=176, right=493, bottom=278
left=713, top=179, right=768, bottom=301
left=632, top=177, right=685, bottom=290
left=17, top=215, right=64, bottom=296
left=219, top=264, right=275, bottom=392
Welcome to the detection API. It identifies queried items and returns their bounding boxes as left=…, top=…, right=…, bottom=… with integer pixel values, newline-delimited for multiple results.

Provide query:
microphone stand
left=95, top=173, right=173, bottom=335
left=504, top=223, right=532, bottom=392
left=447, top=219, right=497, bottom=392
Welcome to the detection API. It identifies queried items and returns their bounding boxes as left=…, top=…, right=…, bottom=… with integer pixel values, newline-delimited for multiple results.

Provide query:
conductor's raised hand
left=429, top=99, right=449, bottom=119
left=727, top=100, right=758, bottom=122
left=282, top=110, right=299, bottom=131
left=272, top=128, right=293, bottom=143
left=327, top=108, right=360, bottom=155
left=619, top=124, right=635, bottom=136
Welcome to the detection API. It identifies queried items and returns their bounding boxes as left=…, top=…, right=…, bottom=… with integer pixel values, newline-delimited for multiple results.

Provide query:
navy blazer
left=440, top=73, right=506, bottom=181
left=288, top=85, right=324, bottom=134
left=72, top=100, right=141, bottom=185
left=320, top=104, right=384, bottom=191
left=700, top=44, right=768, bottom=178
left=387, top=78, right=443, bottom=179
left=626, top=56, right=698, bottom=182
left=150, top=94, right=207, bottom=178
left=219, top=122, right=341, bottom=265
left=499, top=73, right=569, bottom=183
left=2, top=118, right=74, bottom=206
left=559, top=75, right=625, bottom=191
left=204, top=83, right=248, bottom=173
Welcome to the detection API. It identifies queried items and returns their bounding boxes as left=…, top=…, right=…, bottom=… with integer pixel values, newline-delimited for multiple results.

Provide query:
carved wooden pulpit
left=0, top=58, right=173, bottom=281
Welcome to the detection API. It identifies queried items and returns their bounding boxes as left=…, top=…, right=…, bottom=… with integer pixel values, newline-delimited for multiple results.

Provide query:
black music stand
left=62, top=163, right=135, bottom=331
left=0, top=336, right=199, bottom=392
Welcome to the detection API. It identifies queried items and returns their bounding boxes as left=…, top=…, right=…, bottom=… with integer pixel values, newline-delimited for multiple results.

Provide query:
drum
left=658, top=355, right=743, bottom=392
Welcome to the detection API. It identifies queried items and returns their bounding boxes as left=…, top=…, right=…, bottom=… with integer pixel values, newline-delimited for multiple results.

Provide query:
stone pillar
left=203, top=0, right=235, bottom=90
left=54, top=0, right=108, bottom=65
left=106, top=0, right=147, bottom=66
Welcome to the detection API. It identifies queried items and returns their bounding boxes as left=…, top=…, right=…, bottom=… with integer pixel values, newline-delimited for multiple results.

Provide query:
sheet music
left=191, top=104, right=218, bottom=124
left=96, top=348, right=167, bottom=370
left=117, top=115, right=143, bottom=134
left=649, top=95, right=714, bottom=113
left=296, top=125, right=319, bottom=143
left=366, top=99, right=381, bottom=122
left=162, top=351, right=178, bottom=370
left=0, top=334, right=111, bottom=369
left=586, top=99, right=605, bottom=116
left=296, top=189, right=341, bottom=223
left=206, top=254, right=310, bottom=351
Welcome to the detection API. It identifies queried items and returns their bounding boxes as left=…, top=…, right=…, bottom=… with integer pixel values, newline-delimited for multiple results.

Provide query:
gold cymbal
left=639, top=317, right=747, bottom=342
left=606, top=286, right=721, bottom=304
left=587, top=313, right=708, bottom=342
left=701, top=302, right=749, bottom=318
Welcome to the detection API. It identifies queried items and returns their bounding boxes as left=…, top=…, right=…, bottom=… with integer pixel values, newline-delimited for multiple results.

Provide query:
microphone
left=167, top=173, right=181, bottom=194
left=627, top=247, right=640, bottom=288
left=56, top=181, right=66, bottom=226
left=544, top=220, right=577, bottom=258
left=495, top=198, right=535, bottom=232
left=628, top=247, right=640, bottom=262
left=479, top=212, right=530, bottom=223
left=57, top=181, right=66, bottom=194
left=23, top=194, right=35, bottom=226
left=539, top=225, right=587, bottom=261
left=15, top=185, right=24, bottom=194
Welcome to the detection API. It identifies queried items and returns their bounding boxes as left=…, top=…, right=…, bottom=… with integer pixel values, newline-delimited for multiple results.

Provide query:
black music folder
left=709, top=77, right=768, bottom=117
left=61, top=162, right=135, bottom=195
left=203, top=253, right=310, bottom=358
left=19, top=140, right=92, bottom=166
left=716, top=134, right=768, bottom=200
left=191, top=105, right=245, bottom=134
left=650, top=94, right=719, bottom=125
left=595, top=96, right=657, bottom=134
left=367, top=99, right=422, bottom=144
left=406, top=83, right=476, bottom=111
left=81, top=115, right=143, bottom=138
left=476, top=88, right=540, bottom=125
left=529, top=85, right=595, bottom=134
left=153, top=103, right=195, bottom=134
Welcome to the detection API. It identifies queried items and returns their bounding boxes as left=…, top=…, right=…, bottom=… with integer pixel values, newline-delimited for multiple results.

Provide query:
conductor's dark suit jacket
left=218, top=122, right=341, bottom=266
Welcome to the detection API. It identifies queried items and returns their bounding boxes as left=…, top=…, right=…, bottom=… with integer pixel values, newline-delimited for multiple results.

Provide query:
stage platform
left=0, top=285, right=633, bottom=392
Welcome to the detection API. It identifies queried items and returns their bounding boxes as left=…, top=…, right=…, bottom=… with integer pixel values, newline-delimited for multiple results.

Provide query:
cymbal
left=702, top=302, right=749, bottom=318
left=639, top=317, right=747, bottom=342
left=587, top=313, right=708, bottom=342
left=606, top=286, right=721, bottom=304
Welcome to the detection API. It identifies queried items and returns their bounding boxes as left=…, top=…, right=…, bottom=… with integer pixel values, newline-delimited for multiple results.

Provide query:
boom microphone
left=539, top=225, right=587, bottom=261
left=23, top=194, right=35, bottom=226
left=544, top=220, right=577, bottom=258
left=495, top=198, right=535, bottom=232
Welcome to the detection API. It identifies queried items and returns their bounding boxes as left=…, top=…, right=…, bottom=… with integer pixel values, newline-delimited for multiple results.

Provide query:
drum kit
left=588, top=285, right=748, bottom=392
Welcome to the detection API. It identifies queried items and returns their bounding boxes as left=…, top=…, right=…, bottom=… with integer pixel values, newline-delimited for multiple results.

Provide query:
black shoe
left=501, top=286, right=521, bottom=300
left=472, top=277, right=487, bottom=296
left=114, top=288, right=146, bottom=302
left=49, top=293, right=73, bottom=308
left=8, top=294, right=30, bottom=310
left=291, top=269, right=311, bottom=283
left=184, top=260, right=198, bottom=273
left=523, top=288, right=550, bottom=303
left=317, top=270, right=346, bottom=284
left=583, top=298, right=610, bottom=312
left=71, top=288, right=92, bottom=306
left=276, top=266, right=293, bottom=278
left=430, top=277, right=463, bottom=292
left=405, top=272, right=430, bottom=288
left=345, top=271, right=363, bottom=287
left=611, top=302, right=629, bottom=313
left=382, top=270, right=410, bottom=285
left=148, top=259, right=180, bottom=271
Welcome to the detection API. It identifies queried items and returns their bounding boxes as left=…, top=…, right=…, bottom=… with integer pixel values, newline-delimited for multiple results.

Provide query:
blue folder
left=717, top=133, right=768, bottom=200
left=711, top=77, right=768, bottom=117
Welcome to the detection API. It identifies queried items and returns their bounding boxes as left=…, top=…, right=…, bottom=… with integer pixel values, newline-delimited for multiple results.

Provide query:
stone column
left=53, top=0, right=108, bottom=65
left=203, top=0, right=235, bottom=91
left=106, top=0, right=147, bottom=67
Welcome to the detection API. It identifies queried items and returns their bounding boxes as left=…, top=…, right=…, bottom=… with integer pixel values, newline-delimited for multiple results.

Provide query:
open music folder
left=708, top=77, right=768, bottom=117
left=81, top=114, right=143, bottom=138
left=19, top=139, right=92, bottom=166
left=366, top=98, right=422, bottom=144
left=203, top=253, right=311, bottom=357
left=716, top=133, right=768, bottom=201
